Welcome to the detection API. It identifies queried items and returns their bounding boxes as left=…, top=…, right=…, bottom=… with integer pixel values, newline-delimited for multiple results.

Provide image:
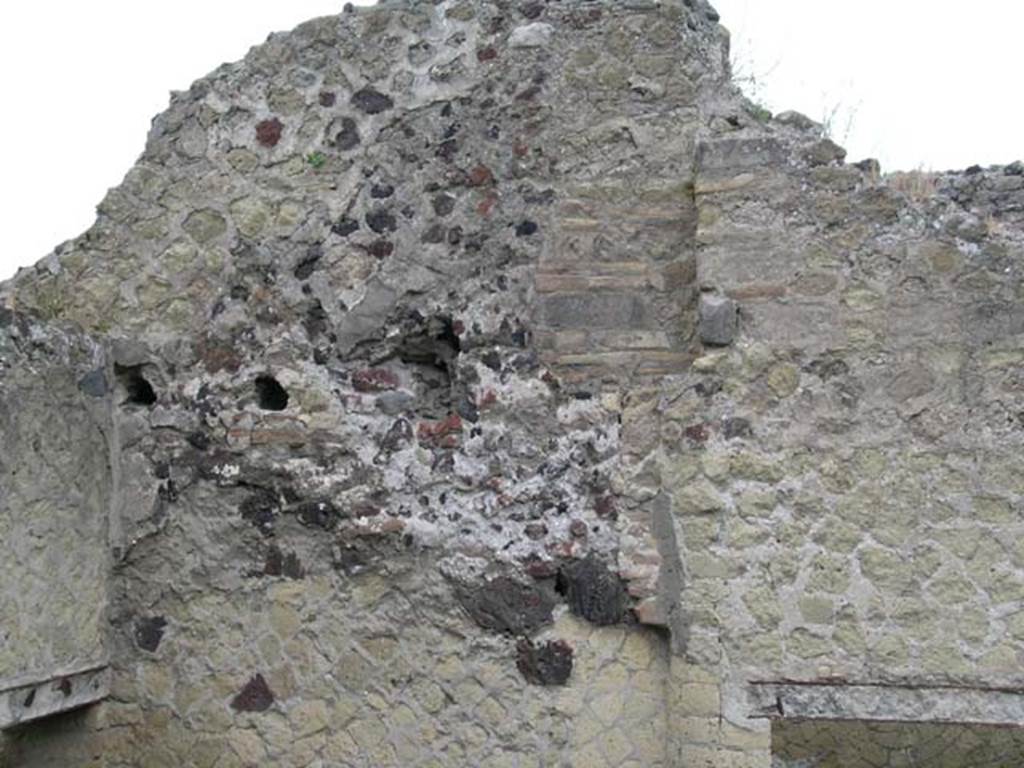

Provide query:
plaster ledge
left=748, top=680, right=1024, bottom=727
left=0, top=664, right=109, bottom=729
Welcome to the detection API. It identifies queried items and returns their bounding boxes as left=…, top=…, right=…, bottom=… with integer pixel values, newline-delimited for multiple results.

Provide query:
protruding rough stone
left=456, top=577, right=556, bottom=635
left=698, top=294, right=738, bottom=346
left=516, top=639, right=573, bottom=686
left=557, top=555, right=629, bottom=626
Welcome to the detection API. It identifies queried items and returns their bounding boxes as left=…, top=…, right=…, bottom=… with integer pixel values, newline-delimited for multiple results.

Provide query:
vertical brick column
left=535, top=184, right=697, bottom=384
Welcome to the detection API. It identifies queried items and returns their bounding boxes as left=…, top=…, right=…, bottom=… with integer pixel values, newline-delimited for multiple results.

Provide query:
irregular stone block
left=698, top=295, right=738, bottom=346
left=456, top=577, right=556, bottom=636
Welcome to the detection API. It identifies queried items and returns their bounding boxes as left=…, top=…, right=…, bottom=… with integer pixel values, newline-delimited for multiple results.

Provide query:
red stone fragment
left=417, top=413, right=464, bottom=446
left=197, top=336, right=242, bottom=374
left=524, top=557, right=559, bottom=580
left=352, top=368, right=400, bottom=393
left=684, top=423, right=711, bottom=443
left=467, top=164, right=494, bottom=187
left=479, top=389, right=498, bottom=409
left=594, top=495, right=617, bottom=519
left=255, top=118, right=284, bottom=147
left=477, top=193, right=499, bottom=216
left=477, top=46, right=498, bottom=62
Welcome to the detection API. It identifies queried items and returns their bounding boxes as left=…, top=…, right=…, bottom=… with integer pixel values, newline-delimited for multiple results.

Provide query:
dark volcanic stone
left=433, top=194, right=457, bottom=217
left=240, top=490, right=279, bottom=535
left=804, top=355, right=849, bottom=381
left=722, top=417, right=753, bottom=440
left=517, top=639, right=573, bottom=686
left=367, top=239, right=395, bottom=259
left=332, top=216, right=360, bottom=237
left=293, top=500, right=344, bottom=530
left=134, top=616, right=167, bottom=653
left=515, top=220, right=538, bottom=237
left=231, top=674, right=275, bottom=712
left=437, top=138, right=459, bottom=162
left=265, top=544, right=304, bottom=579
left=351, top=87, right=394, bottom=115
left=684, top=423, right=710, bottom=443
left=294, top=246, right=323, bottom=280
left=303, top=301, right=330, bottom=339
left=520, top=2, right=544, bottom=19
left=366, top=208, right=398, bottom=234
left=457, top=576, right=555, bottom=635
left=557, top=554, right=628, bottom=626
left=381, top=418, right=413, bottom=451
left=78, top=369, right=108, bottom=397
left=421, top=223, right=446, bottom=244
left=695, top=379, right=722, bottom=398
left=334, top=117, right=361, bottom=150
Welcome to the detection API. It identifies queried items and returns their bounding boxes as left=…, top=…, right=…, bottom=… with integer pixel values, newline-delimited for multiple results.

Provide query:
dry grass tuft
left=885, top=169, right=941, bottom=202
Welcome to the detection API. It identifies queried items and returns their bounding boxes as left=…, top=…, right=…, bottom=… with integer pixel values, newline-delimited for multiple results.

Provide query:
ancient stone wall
left=1, top=1, right=1022, bottom=766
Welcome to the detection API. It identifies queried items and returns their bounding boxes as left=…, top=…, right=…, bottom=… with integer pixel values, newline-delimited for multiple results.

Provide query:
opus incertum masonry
left=2, top=2, right=1023, bottom=766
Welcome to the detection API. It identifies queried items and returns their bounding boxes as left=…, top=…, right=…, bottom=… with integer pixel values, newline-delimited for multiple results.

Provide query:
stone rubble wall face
left=1, top=0, right=1023, bottom=766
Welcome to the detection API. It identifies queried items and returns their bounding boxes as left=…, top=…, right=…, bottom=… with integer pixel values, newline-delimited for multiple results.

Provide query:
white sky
left=0, top=1, right=1020, bottom=281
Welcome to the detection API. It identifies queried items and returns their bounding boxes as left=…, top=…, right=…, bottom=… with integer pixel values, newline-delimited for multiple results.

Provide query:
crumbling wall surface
left=2, top=0, right=728, bottom=765
left=0, top=312, right=113, bottom=737
left=2, top=0, right=1024, bottom=766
